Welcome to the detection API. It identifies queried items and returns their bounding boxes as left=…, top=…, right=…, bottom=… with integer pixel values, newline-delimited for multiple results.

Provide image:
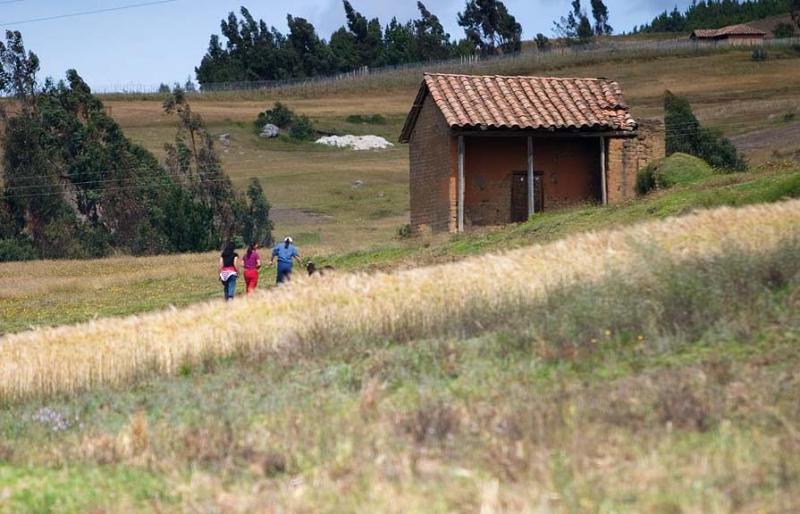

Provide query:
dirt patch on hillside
left=270, top=208, right=333, bottom=225
left=731, top=122, right=800, bottom=160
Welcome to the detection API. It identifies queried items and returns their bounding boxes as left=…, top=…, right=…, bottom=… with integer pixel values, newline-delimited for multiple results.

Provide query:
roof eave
left=450, top=125, right=639, bottom=137
left=399, top=81, right=430, bottom=144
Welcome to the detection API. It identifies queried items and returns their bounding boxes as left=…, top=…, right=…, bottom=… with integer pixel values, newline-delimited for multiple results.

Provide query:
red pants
left=244, top=268, right=259, bottom=294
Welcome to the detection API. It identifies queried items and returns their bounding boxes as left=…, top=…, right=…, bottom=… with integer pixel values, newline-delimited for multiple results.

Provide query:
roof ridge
left=423, top=72, right=616, bottom=82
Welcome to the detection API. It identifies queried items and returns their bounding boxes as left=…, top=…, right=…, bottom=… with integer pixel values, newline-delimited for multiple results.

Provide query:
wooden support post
left=457, top=135, right=465, bottom=233
left=600, top=136, right=607, bottom=205
left=527, top=136, right=534, bottom=216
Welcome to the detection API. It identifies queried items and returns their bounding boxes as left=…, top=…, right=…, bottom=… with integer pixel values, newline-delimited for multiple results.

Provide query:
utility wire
left=0, top=0, right=177, bottom=27
left=0, top=115, right=766, bottom=186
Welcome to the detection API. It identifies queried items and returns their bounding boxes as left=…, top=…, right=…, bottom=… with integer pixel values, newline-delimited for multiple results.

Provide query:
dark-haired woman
left=243, top=243, right=261, bottom=295
left=218, top=242, right=239, bottom=301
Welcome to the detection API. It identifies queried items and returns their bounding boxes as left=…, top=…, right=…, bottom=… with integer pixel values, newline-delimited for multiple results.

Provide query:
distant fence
left=94, top=36, right=800, bottom=96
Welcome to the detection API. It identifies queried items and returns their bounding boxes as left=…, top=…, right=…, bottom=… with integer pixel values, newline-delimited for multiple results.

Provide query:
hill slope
left=101, top=48, right=800, bottom=247
left=1, top=198, right=799, bottom=512
left=2, top=162, right=799, bottom=334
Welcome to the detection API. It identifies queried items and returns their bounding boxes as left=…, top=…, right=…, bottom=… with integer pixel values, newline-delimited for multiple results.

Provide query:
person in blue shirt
left=271, top=236, right=302, bottom=284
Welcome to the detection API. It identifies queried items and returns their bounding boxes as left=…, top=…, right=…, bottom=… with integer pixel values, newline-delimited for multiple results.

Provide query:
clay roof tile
left=400, top=73, right=638, bottom=143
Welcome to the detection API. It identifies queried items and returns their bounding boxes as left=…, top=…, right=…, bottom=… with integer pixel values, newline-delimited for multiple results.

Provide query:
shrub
left=256, top=102, right=295, bottom=129
left=289, top=115, right=316, bottom=141
left=0, top=238, right=37, bottom=262
left=637, top=153, right=715, bottom=195
left=76, top=224, right=112, bottom=258
left=636, top=164, right=657, bottom=195
left=773, top=22, right=796, bottom=39
left=535, top=33, right=551, bottom=51
left=255, top=102, right=316, bottom=140
left=345, top=114, right=387, bottom=125
left=751, top=47, right=768, bottom=61
left=782, top=112, right=796, bottom=123
left=665, top=91, right=747, bottom=171
left=397, top=223, right=413, bottom=239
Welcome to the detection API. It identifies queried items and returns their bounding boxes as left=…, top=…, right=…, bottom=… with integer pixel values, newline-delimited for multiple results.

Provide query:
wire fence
left=93, top=36, right=800, bottom=97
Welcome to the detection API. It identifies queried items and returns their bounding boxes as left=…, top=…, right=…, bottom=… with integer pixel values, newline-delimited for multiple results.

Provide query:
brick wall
left=463, top=137, right=600, bottom=226
left=607, top=119, right=665, bottom=203
left=409, top=97, right=456, bottom=232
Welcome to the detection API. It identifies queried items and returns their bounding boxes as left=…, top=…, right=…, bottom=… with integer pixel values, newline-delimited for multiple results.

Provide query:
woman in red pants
left=243, top=243, right=262, bottom=295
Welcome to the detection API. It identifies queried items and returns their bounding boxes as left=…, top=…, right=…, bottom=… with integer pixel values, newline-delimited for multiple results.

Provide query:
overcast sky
left=0, top=0, right=694, bottom=90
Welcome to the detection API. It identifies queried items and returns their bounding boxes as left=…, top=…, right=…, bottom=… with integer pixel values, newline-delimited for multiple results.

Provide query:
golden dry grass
left=2, top=199, right=799, bottom=403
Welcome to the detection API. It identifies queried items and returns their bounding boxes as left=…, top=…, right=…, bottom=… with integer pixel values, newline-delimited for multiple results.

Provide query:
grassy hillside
left=3, top=44, right=800, bottom=513
left=1, top=199, right=799, bottom=512
left=97, top=47, right=800, bottom=248
left=2, top=161, right=799, bottom=335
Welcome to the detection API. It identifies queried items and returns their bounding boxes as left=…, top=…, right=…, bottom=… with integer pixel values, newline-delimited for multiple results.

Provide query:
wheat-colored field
left=2, top=199, right=798, bottom=403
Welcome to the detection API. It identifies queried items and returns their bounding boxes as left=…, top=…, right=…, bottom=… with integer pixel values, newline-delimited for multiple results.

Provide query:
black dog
left=306, top=261, right=335, bottom=276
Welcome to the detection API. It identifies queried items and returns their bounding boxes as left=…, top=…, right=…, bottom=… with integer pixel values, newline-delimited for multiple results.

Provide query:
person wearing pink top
left=243, top=243, right=262, bottom=295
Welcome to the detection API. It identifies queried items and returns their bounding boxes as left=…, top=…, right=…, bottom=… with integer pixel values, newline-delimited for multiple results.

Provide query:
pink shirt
left=243, top=251, right=260, bottom=269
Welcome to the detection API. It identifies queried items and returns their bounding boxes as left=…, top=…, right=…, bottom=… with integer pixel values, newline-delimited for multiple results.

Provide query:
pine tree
left=577, top=13, right=594, bottom=43
left=384, top=17, right=416, bottom=65
left=1, top=31, right=229, bottom=258
left=287, top=15, right=334, bottom=76
left=590, top=0, right=613, bottom=35
left=241, top=178, right=273, bottom=247
left=163, top=89, right=242, bottom=244
left=414, top=2, right=452, bottom=61
left=342, top=1, right=384, bottom=67
left=664, top=91, right=746, bottom=171
left=554, top=0, right=594, bottom=45
left=535, top=33, right=551, bottom=51
left=457, top=0, right=522, bottom=56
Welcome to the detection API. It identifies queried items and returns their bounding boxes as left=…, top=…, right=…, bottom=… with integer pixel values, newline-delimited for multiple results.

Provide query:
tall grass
left=1, top=200, right=799, bottom=403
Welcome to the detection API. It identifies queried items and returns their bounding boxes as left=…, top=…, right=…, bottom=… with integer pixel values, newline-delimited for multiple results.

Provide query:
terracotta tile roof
left=400, top=73, right=637, bottom=143
left=691, top=24, right=767, bottom=39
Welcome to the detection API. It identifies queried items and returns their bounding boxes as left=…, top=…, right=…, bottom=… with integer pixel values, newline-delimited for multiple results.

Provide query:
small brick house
left=690, top=24, right=766, bottom=45
left=399, top=73, right=665, bottom=233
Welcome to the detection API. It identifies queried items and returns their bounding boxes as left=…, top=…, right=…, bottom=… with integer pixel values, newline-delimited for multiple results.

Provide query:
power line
left=0, top=118, right=773, bottom=200
left=0, top=0, right=177, bottom=27
left=0, top=150, right=403, bottom=183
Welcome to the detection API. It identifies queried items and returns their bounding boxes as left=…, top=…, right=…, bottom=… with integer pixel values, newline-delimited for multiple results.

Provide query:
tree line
left=196, top=0, right=535, bottom=86
left=636, top=0, right=798, bottom=34
left=195, top=0, right=620, bottom=87
left=0, top=31, right=272, bottom=262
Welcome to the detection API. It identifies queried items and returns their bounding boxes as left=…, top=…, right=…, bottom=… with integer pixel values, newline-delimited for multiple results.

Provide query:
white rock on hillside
left=315, top=135, right=394, bottom=151
left=260, top=124, right=280, bottom=138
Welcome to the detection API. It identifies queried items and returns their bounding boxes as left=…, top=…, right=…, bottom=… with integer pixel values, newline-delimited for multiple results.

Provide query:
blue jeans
left=223, top=276, right=237, bottom=301
left=277, top=263, right=293, bottom=284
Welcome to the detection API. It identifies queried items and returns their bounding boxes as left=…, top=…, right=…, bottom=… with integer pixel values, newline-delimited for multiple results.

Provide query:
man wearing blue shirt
left=271, top=236, right=302, bottom=283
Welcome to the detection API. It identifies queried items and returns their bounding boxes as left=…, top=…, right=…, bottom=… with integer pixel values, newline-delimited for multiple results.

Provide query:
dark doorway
left=511, top=172, right=544, bottom=222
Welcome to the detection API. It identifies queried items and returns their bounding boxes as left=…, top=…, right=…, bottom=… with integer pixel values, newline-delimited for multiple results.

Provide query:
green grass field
left=3, top=45, right=800, bottom=513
